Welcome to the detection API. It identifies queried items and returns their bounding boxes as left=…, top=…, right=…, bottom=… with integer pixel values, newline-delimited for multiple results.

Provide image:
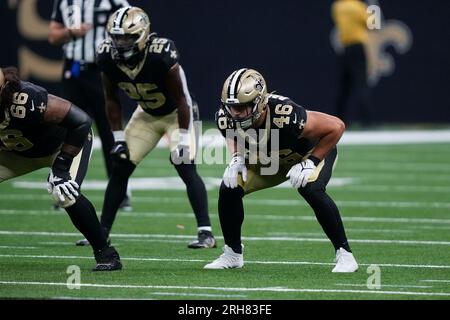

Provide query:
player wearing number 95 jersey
left=88, top=6, right=216, bottom=249
left=0, top=66, right=121, bottom=271
left=204, top=68, right=358, bottom=272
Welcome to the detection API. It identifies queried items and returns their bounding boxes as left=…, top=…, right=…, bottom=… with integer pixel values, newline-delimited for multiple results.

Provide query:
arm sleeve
left=51, top=0, right=63, bottom=23
left=60, top=104, right=92, bottom=148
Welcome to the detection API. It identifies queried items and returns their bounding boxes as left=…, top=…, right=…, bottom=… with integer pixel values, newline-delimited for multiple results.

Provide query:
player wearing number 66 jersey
left=84, top=6, right=216, bottom=249
left=204, top=68, right=358, bottom=272
left=0, top=66, right=121, bottom=271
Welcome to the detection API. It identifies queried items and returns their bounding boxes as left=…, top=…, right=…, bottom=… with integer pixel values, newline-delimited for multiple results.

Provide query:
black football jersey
left=216, top=94, right=316, bottom=162
left=0, top=81, right=66, bottom=158
left=96, top=35, right=180, bottom=116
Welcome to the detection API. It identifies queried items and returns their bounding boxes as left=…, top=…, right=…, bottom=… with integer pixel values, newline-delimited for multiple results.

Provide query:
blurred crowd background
left=1, top=0, right=449, bottom=126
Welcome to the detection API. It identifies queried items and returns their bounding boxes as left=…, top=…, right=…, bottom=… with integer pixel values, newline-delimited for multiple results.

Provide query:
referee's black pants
left=61, top=61, right=114, bottom=178
left=335, top=43, right=372, bottom=126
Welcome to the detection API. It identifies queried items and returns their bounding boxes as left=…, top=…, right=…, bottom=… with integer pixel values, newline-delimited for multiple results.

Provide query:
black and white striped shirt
left=51, top=0, right=129, bottom=63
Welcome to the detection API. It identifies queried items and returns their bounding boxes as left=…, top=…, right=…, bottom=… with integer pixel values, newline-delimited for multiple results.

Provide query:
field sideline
left=0, top=129, right=449, bottom=300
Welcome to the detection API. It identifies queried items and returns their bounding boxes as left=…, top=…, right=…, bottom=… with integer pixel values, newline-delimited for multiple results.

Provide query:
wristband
left=52, top=152, right=74, bottom=173
left=308, top=155, right=321, bottom=166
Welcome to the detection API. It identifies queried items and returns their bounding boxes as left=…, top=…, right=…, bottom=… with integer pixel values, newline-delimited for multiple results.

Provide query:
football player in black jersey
left=75, top=6, right=215, bottom=248
left=204, top=68, right=358, bottom=272
left=0, top=66, right=121, bottom=271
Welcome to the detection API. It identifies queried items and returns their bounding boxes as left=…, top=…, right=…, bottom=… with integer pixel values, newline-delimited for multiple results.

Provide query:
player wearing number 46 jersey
left=0, top=66, right=121, bottom=271
left=204, top=68, right=358, bottom=272
left=75, top=6, right=216, bottom=248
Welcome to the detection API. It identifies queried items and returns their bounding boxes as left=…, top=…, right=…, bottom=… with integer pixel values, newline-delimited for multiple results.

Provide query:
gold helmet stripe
left=227, top=68, right=247, bottom=100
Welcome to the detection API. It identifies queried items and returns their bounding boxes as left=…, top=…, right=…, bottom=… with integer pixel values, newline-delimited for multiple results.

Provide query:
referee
left=49, top=0, right=131, bottom=209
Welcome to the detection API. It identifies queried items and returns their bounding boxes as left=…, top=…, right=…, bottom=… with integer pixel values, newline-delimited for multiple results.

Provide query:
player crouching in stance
left=204, top=68, right=358, bottom=272
left=0, top=67, right=121, bottom=271
left=75, top=7, right=216, bottom=249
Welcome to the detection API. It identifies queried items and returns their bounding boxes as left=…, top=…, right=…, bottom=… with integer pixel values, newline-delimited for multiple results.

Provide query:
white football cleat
left=332, top=248, right=359, bottom=273
left=204, top=245, right=244, bottom=269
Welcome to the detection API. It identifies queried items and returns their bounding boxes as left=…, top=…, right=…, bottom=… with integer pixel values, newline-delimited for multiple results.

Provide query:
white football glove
left=286, top=159, right=316, bottom=189
left=47, top=170, right=79, bottom=208
left=223, top=154, right=247, bottom=189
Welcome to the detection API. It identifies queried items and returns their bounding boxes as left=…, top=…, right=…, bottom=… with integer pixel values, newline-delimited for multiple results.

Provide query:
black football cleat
left=188, top=230, right=217, bottom=249
left=93, top=246, right=122, bottom=271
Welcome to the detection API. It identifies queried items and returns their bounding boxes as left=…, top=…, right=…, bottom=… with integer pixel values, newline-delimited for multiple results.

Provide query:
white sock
left=198, top=226, right=212, bottom=232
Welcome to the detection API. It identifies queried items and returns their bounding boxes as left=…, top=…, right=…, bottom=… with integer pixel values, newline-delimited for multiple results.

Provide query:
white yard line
left=335, top=283, right=433, bottom=289
left=269, top=229, right=415, bottom=235
left=54, top=292, right=246, bottom=299
left=4, top=189, right=450, bottom=209
left=1, top=209, right=450, bottom=225
left=2, top=193, right=450, bottom=209
left=0, top=253, right=449, bottom=270
left=0, top=230, right=449, bottom=246
left=90, top=130, right=450, bottom=148
left=120, top=239, right=188, bottom=244
left=149, top=292, right=247, bottom=298
left=406, top=225, right=450, bottom=231
left=246, top=199, right=450, bottom=209
left=341, top=228, right=414, bottom=234
left=5, top=182, right=450, bottom=195
left=1, top=280, right=449, bottom=297
left=331, top=185, right=450, bottom=193
left=0, top=245, right=37, bottom=249
left=53, top=296, right=153, bottom=300
left=420, top=280, right=450, bottom=283
left=38, top=242, right=75, bottom=246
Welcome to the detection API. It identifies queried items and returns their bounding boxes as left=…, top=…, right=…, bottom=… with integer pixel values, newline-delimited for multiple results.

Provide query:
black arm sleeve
left=51, top=0, right=63, bottom=23
left=60, top=104, right=92, bottom=148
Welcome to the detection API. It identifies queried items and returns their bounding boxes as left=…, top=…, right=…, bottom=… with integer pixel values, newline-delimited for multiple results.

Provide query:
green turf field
left=0, top=137, right=449, bottom=300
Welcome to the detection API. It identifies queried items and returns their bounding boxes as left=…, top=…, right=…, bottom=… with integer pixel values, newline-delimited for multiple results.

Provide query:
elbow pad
left=61, top=104, right=92, bottom=148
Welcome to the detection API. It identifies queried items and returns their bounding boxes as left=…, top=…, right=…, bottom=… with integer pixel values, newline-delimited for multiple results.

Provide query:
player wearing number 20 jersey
left=90, top=6, right=216, bottom=249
